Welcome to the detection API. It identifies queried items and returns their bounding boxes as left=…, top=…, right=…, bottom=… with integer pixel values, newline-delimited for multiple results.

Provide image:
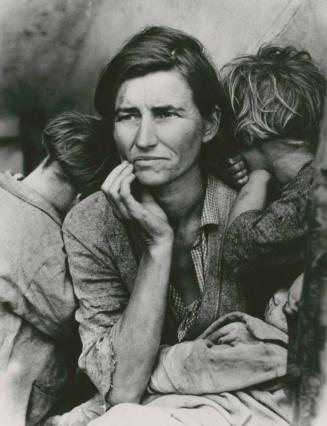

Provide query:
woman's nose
left=134, top=117, right=158, bottom=149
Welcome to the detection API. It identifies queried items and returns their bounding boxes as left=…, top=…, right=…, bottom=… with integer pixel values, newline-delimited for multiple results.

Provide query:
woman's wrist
left=147, top=237, right=173, bottom=254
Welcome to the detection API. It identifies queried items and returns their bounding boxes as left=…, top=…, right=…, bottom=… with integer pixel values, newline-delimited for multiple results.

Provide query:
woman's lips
left=133, top=157, right=167, bottom=165
left=133, top=157, right=168, bottom=171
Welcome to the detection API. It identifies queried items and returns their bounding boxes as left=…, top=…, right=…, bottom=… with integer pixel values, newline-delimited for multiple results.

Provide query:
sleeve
left=224, top=174, right=311, bottom=270
left=9, top=218, right=77, bottom=340
left=148, top=313, right=288, bottom=395
left=63, top=223, right=129, bottom=400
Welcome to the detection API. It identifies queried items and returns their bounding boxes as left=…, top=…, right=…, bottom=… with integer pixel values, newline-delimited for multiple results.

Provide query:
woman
left=63, top=27, right=290, bottom=425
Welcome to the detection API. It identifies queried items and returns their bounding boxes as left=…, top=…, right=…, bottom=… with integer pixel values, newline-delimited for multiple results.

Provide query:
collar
left=200, top=174, right=223, bottom=228
left=0, top=172, right=63, bottom=226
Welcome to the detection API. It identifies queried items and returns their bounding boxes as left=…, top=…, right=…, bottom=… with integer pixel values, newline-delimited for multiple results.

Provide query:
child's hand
left=222, top=155, right=249, bottom=189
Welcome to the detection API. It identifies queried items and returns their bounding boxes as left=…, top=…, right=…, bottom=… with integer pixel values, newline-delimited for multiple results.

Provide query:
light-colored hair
left=43, top=112, right=118, bottom=196
left=222, top=45, right=327, bottom=151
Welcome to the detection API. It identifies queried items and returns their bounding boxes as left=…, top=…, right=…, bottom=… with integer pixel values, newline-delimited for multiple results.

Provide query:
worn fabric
left=44, top=393, right=105, bottom=426
left=63, top=175, right=241, bottom=401
left=93, top=313, right=290, bottom=426
left=88, top=392, right=290, bottom=426
left=0, top=173, right=77, bottom=426
left=221, top=163, right=313, bottom=317
left=62, top=170, right=304, bottom=424
left=148, top=312, right=288, bottom=396
left=52, top=310, right=290, bottom=426
left=169, top=174, right=235, bottom=341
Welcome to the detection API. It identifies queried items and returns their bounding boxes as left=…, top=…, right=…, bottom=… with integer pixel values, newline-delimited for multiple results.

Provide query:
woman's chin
left=135, top=170, right=170, bottom=187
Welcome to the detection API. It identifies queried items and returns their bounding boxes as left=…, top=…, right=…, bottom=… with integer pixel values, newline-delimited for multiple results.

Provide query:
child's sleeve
left=224, top=166, right=312, bottom=270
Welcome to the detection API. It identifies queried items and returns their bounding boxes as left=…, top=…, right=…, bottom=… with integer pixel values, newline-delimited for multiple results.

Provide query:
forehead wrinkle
left=115, top=71, right=193, bottom=110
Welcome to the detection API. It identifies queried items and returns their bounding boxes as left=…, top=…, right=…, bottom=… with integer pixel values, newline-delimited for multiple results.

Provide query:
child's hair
left=43, top=112, right=118, bottom=197
left=222, top=45, right=327, bottom=151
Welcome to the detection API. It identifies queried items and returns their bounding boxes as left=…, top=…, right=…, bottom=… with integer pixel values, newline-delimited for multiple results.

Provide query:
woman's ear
left=202, top=106, right=221, bottom=144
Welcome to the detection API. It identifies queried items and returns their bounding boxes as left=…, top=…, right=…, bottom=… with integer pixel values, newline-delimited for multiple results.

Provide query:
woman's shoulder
left=63, top=190, right=125, bottom=239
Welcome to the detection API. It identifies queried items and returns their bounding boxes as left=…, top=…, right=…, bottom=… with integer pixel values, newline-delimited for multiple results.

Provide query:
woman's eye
left=157, top=111, right=178, bottom=119
left=116, top=114, right=138, bottom=122
left=115, top=112, right=139, bottom=122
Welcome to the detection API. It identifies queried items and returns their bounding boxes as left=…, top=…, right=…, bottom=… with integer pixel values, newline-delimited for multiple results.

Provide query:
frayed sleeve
left=63, top=225, right=129, bottom=400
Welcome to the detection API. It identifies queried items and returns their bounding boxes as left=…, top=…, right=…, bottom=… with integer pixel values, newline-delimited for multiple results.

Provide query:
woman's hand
left=205, top=321, right=256, bottom=346
left=101, top=162, right=174, bottom=247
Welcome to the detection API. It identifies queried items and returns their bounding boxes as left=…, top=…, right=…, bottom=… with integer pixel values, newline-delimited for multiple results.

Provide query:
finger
left=233, top=169, right=248, bottom=180
left=226, top=155, right=242, bottom=165
left=228, top=162, right=247, bottom=173
left=101, top=161, right=131, bottom=193
left=119, top=181, right=147, bottom=220
left=111, top=163, right=134, bottom=194
left=217, top=334, right=235, bottom=344
left=198, top=319, right=222, bottom=339
left=205, top=327, right=230, bottom=343
left=119, top=173, right=137, bottom=219
left=120, top=173, right=136, bottom=198
left=235, top=176, right=249, bottom=187
left=102, top=163, right=133, bottom=201
left=102, top=164, right=134, bottom=219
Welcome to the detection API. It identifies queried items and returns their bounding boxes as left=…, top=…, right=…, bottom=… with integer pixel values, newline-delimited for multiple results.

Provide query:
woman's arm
left=109, top=241, right=172, bottom=405
left=148, top=313, right=288, bottom=395
left=64, top=162, right=174, bottom=407
left=101, top=162, right=174, bottom=405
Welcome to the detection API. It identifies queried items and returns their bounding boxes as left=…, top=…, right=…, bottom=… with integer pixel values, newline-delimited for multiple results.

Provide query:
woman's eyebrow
left=115, top=107, right=139, bottom=115
left=152, top=105, right=185, bottom=113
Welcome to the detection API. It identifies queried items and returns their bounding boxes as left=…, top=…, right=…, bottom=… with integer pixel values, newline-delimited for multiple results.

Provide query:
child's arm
left=224, top=164, right=312, bottom=268
left=228, top=170, right=271, bottom=226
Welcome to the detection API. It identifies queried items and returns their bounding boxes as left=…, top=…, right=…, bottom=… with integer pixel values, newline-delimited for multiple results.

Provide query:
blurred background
left=0, top=0, right=326, bottom=174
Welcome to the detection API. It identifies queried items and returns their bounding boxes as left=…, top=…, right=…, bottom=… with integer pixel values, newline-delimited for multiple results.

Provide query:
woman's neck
left=151, top=166, right=205, bottom=230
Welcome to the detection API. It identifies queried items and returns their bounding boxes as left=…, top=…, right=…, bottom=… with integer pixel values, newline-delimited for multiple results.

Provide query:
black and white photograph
left=0, top=1, right=326, bottom=425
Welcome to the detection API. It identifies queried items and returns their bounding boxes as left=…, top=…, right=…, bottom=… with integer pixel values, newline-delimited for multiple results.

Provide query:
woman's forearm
left=108, top=239, right=173, bottom=406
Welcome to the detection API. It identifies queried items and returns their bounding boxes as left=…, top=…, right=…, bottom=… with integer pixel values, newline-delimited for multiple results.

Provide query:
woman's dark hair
left=94, top=26, right=235, bottom=169
left=43, top=112, right=118, bottom=197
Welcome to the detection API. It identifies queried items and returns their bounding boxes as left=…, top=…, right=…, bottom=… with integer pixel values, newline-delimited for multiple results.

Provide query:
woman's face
left=113, top=69, right=214, bottom=187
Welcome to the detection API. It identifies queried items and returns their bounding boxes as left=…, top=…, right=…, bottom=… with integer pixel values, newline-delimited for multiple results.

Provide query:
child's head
left=43, top=112, right=117, bottom=197
left=223, top=45, right=326, bottom=154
